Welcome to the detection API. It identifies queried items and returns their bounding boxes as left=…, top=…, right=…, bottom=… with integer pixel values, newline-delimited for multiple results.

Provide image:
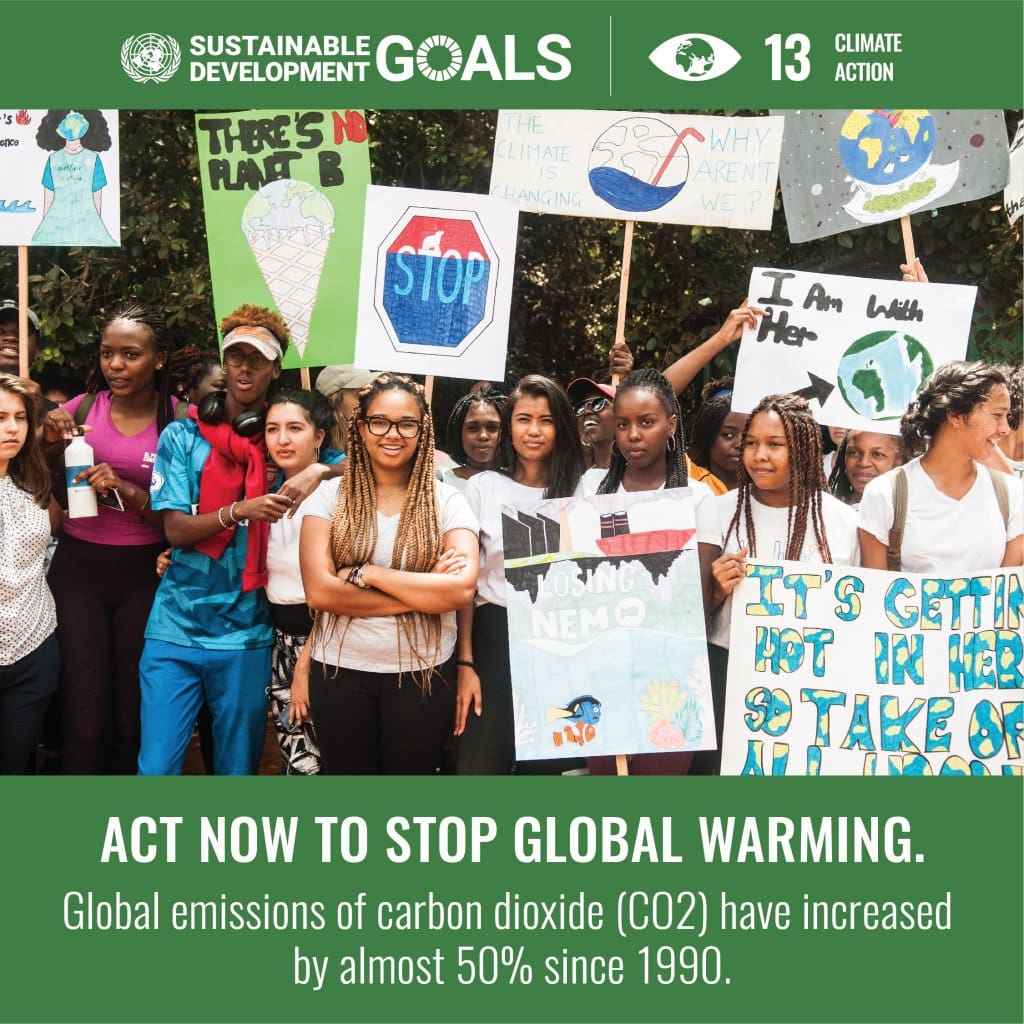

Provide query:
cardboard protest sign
left=774, top=109, right=1009, bottom=243
left=733, top=266, right=976, bottom=434
left=721, top=560, right=1023, bottom=776
left=502, top=488, right=714, bottom=761
left=194, top=109, right=371, bottom=368
left=354, top=185, right=518, bottom=380
left=490, top=110, right=783, bottom=229
left=1005, top=121, right=1023, bottom=225
left=0, top=109, right=120, bottom=246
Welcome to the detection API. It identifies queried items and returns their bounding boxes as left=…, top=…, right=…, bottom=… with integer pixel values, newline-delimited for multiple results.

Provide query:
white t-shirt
left=304, top=479, right=479, bottom=672
left=579, top=464, right=715, bottom=508
left=696, top=489, right=860, bottom=649
left=438, top=464, right=471, bottom=493
left=265, top=477, right=337, bottom=607
left=858, top=457, right=1024, bottom=574
left=464, top=471, right=586, bottom=608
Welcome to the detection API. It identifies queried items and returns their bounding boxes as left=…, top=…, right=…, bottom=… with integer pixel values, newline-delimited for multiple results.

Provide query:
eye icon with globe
left=837, top=109, right=960, bottom=222
left=588, top=118, right=706, bottom=214
left=836, top=330, right=935, bottom=422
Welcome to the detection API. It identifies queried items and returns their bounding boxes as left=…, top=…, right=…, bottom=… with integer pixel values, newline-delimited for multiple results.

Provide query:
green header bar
left=5, top=0, right=1021, bottom=108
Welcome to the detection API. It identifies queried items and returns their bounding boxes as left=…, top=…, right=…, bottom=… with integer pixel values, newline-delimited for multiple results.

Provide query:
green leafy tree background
left=3, top=109, right=1019, bottom=424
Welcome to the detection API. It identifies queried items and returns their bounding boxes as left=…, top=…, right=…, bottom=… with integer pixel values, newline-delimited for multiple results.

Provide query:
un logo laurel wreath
left=120, top=33, right=182, bottom=84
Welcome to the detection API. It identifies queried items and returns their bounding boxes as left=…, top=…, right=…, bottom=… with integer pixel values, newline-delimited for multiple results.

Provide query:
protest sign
left=733, top=266, right=976, bottom=433
left=194, top=109, right=371, bottom=368
left=502, top=488, right=714, bottom=761
left=1005, top=120, right=1023, bottom=224
left=721, top=560, right=1023, bottom=776
left=775, top=109, right=1010, bottom=243
left=0, top=108, right=120, bottom=246
left=490, top=110, right=783, bottom=229
left=354, top=185, right=518, bottom=380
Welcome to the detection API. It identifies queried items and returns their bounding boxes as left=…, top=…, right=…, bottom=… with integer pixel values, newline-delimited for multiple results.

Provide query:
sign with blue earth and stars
left=355, top=185, right=519, bottom=380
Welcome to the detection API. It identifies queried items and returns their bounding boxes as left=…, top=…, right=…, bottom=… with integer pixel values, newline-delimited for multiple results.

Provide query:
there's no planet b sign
left=355, top=185, right=519, bottom=380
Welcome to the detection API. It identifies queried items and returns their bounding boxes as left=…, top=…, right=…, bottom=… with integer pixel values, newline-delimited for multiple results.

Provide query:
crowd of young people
left=0, top=280, right=1020, bottom=776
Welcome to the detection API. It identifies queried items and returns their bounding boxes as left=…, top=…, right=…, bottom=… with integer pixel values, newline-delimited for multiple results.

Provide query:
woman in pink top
left=43, top=303, right=176, bottom=773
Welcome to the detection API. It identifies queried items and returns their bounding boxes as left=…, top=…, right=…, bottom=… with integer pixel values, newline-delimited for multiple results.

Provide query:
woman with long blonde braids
left=299, top=373, right=479, bottom=774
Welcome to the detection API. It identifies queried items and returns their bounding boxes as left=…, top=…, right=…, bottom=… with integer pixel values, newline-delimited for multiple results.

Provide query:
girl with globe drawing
left=695, top=393, right=860, bottom=774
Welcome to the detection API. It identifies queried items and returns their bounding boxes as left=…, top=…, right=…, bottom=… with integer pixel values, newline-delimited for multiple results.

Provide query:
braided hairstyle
left=901, top=361, right=1007, bottom=457
left=597, top=369, right=689, bottom=493
left=445, top=385, right=506, bottom=465
left=88, top=302, right=176, bottom=431
left=497, top=375, right=584, bottom=498
left=725, top=393, right=832, bottom=562
left=165, top=346, right=222, bottom=402
left=321, top=373, right=443, bottom=692
left=688, top=376, right=735, bottom=470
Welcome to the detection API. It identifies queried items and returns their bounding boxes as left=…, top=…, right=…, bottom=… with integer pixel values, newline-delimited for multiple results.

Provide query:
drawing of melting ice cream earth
left=836, top=330, right=934, bottom=421
left=588, top=117, right=704, bottom=213
left=837, top=110, right=958, bottom=223
left=241, top=179, right=335, bottom=357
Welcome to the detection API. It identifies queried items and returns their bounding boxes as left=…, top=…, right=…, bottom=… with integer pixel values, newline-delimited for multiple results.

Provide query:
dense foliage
left=3, top=108, right=1020, bottom=420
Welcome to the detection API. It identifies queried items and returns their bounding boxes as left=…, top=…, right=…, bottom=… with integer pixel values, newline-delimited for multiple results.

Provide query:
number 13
left=765, top=33, right=811, bottom=81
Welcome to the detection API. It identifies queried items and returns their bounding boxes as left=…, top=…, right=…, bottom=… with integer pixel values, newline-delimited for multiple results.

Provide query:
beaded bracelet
left=216, top=506, right=232, bottom=530
left=228, top=501, right=243, bottom=525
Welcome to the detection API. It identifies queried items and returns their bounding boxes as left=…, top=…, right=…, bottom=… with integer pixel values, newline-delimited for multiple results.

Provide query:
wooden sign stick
left=424, top=374, right=435, bottom=406
left=615, top=754, right=629, bottom=776
left=612, top=220, right=635, bottom=388
left=17, top=246, right=29, bottom=378
left=900, top=214, right=917, bottom=267
left=299, top=367, right=311, bottom=390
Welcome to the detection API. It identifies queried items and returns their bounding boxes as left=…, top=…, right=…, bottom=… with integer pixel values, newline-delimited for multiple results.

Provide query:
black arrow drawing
left=793, top=371, right=834, bottom=407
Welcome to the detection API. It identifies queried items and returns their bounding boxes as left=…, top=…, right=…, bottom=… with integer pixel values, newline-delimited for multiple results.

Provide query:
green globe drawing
left=836, top=331, right=934, bottom=421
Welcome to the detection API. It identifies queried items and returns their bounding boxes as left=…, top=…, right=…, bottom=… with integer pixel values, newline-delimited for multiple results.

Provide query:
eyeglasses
left=224, top=349, right=272, bottom=371
left=363, top=416, right=423, bottom=438
left=575, top=397, right=610, bottom=417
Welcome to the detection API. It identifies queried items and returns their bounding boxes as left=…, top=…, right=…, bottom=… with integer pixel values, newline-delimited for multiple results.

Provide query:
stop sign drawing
left=357, top=186, right=518, bottom=379
left=379, top=212, right=496, bottom=353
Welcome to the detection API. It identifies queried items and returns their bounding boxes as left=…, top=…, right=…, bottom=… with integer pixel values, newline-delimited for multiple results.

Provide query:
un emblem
left=121, top=33, right=181, bottom=83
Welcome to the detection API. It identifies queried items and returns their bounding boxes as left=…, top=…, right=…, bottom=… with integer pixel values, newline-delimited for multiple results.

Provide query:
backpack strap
left=73, top=392, right=97, bottom=426
left=887, top=467, right=908, bottom=572
left=985, top=465, right=1010, bottom=529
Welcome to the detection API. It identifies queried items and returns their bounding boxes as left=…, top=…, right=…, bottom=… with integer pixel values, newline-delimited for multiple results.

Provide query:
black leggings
left=308, top=657, right=455, bottom=774
left=455, top=603, right=515, bottom=775
left=48, top=534, right=165, bottom=774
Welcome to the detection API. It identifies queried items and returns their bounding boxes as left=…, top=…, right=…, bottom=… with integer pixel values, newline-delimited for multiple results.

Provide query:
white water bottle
left=65, top=429, right=98, bottom=518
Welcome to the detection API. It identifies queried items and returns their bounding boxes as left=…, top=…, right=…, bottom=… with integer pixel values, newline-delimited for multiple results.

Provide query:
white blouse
left=0, top=476, right=56, bottom=665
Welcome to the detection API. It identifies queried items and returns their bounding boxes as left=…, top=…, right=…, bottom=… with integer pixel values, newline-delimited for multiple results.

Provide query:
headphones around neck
left=197, top=391, right=264, bottom=439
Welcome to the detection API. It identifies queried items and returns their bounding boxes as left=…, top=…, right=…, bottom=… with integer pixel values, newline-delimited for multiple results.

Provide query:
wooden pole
left=615, top=754, right=629, bottom=776
left=611, top=220, right=635, bottom=388
left=899, top=215, right=916, bottom=267
left=17, top=246, right=29, bottom=378
left=299, top=367, right=311, bottom=390
left=424, top=374, right=435, bottom=406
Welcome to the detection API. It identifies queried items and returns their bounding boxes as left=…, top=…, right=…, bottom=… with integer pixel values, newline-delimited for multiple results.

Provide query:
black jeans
left=0, top=633, right=59, bottom=774
left=309, top=657, right=455, bottom=775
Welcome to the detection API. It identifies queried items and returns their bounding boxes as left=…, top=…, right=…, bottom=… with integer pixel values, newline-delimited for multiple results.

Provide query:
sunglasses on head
left=575, top=397, right=610, bottom=416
